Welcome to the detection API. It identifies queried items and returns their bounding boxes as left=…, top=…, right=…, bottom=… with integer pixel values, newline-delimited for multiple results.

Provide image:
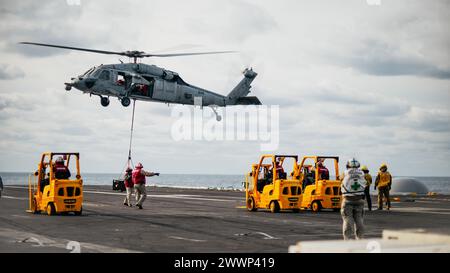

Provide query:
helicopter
left=20, top=42, right=261, bottom=121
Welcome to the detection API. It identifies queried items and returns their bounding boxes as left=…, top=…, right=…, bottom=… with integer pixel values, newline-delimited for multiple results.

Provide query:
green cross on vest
left=351, top=182, right=360, bottom=191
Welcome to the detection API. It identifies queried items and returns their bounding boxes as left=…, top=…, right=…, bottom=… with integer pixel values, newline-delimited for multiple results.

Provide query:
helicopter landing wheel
left=100, top=96, right=110, bottom=107
left=121, top=97, right=131, bottom=107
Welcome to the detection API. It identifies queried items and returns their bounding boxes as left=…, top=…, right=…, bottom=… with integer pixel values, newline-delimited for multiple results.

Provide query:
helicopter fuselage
left=66, top=63, right=259, bottom=108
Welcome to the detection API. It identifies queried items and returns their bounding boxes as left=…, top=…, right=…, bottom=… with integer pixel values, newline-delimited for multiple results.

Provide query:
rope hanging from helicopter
left=127, top=99, right=137, bottom=168
left=118, top=98, right=136, bottom=179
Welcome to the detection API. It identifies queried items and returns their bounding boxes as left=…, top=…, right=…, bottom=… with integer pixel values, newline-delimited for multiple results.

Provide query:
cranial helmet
left=136, top=163, right=143, bottom=169
left=346, top=158, right=360, bottom=169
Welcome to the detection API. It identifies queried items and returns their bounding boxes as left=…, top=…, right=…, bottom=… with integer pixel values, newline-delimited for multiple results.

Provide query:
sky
left=0, top=0, right=449, bottom=176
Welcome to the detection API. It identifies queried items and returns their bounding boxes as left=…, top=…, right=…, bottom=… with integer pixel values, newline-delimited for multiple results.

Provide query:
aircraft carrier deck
left=1, top=185, right=449, bottom=253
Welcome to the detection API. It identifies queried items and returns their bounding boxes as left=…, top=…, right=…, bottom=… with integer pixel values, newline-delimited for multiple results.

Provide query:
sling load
left=113, top=99, right=137, bottom=192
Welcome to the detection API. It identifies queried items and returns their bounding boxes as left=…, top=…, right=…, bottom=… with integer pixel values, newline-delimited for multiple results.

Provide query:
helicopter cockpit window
left=91, top=69, right=101, bottom=77
left=82, top=67, right=95, bottom=77
left=99, top=70, right=110, bottom=81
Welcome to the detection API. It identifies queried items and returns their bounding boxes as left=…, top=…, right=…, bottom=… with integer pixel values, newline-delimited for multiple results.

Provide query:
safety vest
left=132, top=169, right=145, bottom=185
left=364, top=173, right=372, bottom=186
left=276, top=164, right=284, bottom=173
left=124, top=173, right=133, bottom=188
left=54, top=165, right=68, bottom=173
left=341, top=168, right=367, bottom=196
left=377, top=171, right=391, bottom=188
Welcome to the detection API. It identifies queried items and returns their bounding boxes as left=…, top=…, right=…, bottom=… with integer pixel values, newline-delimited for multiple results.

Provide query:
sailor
left=132, top=163, right=159, bottom=209
left=374, top=163, right=392, bottom=210
left=340, top=158, right=367, bottom=240
left=123, top=168, right=133, bottom=207
left=361, top=165, right=372, bottom=211
left=275, top=158, right=285, bottom=179
left=317, top=159, right=330, bottom=180
left=0, top=175, right=3, bottom=198
left=54, top=156, right=70, bottom=179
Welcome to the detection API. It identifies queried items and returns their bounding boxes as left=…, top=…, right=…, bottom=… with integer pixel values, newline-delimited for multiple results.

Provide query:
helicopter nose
left=67, top=77, right=83, bottom=90
left=75, top=77, right=96, bottom=89
left=72, top=78, right=81, bottom=88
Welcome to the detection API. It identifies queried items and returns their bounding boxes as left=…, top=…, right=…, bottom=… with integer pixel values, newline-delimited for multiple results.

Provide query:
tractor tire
left=270, top=201, right=280, bottom=213
left=32, top=198, right=39, bottom=214
left=74, top=207, right=82, bottom=216
left=46, top=203, right=56, bottom=216
left=311, top=201, right=322, bottom=213
left=247, top=197, right=257, bottom=212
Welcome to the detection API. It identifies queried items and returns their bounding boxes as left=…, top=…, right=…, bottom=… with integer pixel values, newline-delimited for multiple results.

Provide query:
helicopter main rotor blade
left=19, top=42, right=126, bottom=56
left=143, top=51, right=236, bottom=57
left=19, top=42, right=236, bottom=59
left=151, top=44, right=203, bottom=53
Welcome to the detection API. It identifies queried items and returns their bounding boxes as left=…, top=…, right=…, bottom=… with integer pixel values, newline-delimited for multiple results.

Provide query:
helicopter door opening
left=116, top=71, right=132, bottom=90
left=116, top=74, right=125, bottom=86
left=129, top=75, right=153, bottom=98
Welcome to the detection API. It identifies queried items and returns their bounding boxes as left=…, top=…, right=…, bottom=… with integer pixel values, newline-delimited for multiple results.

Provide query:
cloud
left=404, top=107, right=450, bottom=133
left=0, top=64, right=25, bottom=80
left=0, top=93, right=35, bottom=116
left=302, top=82, right=411, bottom=126
left=308, top=83, right=372, bottom=105
left=59, top=126, right=93, bottom=136
left=346, top=39, right=450, bottom=79
left=185, top=0, right=278, bottom=44
left=312, top=1, right=450, bottom=80
left=0, top=0, right=114, bottom=58
left=278, top=80, right=450, bottom=167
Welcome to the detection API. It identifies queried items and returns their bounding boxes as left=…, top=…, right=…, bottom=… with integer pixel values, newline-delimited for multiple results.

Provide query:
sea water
left=1, top=172, right=449, bottom=194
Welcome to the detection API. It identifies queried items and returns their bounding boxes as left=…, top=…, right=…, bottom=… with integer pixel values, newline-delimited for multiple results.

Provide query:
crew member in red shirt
left=317, top=159, right=330, bottom=180
left=275, top=158, right=286, bottom=179
left=123, top=168, right=134, bottom=207
left=54, top=156, right=70, bottom=179
left=132, top=163, right=159, bottom=209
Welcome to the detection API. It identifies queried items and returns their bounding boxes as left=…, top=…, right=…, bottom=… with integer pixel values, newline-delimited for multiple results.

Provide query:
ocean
left=1, top=172, right=449, bottom=194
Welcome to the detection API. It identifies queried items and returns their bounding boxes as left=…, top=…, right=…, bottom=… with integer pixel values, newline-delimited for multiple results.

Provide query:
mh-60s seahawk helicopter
left=20, top=42, right=261, bottom=121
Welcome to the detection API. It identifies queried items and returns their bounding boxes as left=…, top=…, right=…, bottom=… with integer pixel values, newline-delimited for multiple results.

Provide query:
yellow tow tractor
left=27, top=152, right=83, bottom=216
left=245, top=155, right=302, bottom=213
left=295, top=156, right=342, bottom=212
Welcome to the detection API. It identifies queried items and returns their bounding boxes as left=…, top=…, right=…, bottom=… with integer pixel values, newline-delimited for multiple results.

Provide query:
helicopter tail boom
left=226, top=68, right=258, bottom=105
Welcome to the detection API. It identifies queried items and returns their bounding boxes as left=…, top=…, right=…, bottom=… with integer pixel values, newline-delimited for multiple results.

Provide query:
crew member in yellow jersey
left=374, top=163, right=392, bottom=210
left=361, top=165, right=372, bottom=211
